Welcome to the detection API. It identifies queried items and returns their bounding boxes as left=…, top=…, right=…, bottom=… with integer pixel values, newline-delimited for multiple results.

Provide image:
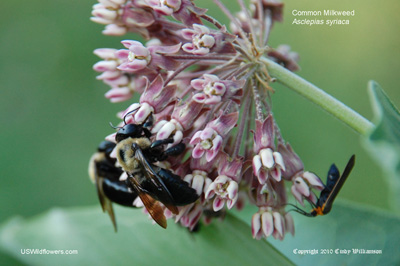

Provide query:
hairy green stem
left=261, top=57, right=375, bottom=136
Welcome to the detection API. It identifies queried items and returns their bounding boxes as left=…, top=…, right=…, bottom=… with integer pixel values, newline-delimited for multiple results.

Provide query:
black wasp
left=90, top=113, right=199, bottom=229
left=289, top=155, right=355, bottom=217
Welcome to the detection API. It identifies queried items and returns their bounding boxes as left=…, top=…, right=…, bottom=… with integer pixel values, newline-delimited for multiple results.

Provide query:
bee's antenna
left=123, top=107, right=140, bottom=125
left=109, top=122, right=120, bottom=129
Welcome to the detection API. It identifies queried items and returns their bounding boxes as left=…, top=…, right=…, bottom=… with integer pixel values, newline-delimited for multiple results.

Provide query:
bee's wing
left=128, top=176, right=167, bottom=228
left=92, top=157, right=117, bottom=232
left=134, top=146, right=179, bottom=215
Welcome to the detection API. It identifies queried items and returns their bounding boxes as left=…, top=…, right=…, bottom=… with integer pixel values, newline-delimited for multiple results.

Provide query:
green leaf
left=232, top=201, right=400, bottom=266
left=0, top=206, right=293, bottom=266
left=365, top=81, right=400, bottom=212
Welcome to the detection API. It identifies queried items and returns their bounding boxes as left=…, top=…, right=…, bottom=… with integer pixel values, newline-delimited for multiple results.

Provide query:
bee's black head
left=97, top=141, right=116, bottom=155
left=115, top=124, right=144, bottom=142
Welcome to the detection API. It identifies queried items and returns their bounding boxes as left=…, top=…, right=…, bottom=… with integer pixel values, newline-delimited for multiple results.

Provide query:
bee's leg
left=143, top=127, right=152, bottom=138
left=142, top=113, right=154, bottom=129
left=161, top=143, right=185, bottom=158
left=150, top=138, right=174, bottom=149
left=150, top=140, right=185, bottom=161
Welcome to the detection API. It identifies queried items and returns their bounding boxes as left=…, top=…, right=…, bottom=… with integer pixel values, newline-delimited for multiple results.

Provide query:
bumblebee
left=289, top=155, right=355, bottom=217
left=112, top=114, right=198, bottom=228
left=89, top=140, right=138, bottom=231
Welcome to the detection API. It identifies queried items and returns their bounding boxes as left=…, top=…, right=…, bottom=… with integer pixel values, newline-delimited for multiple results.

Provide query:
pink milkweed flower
left=93, top=48, right=120, bottom=74
left=252, top=208, right=294, bottom=240
left=121, top=102, right=154, bottom=125
left=267, top=44, right=300, bottom=72
left=140, top=75, right=177, bottom=113
left=205, top=175, right=238, bottom=211
left=190, top=112, right=238, bottom=162
left=116, top=40, right=152, bottom=72
left=176, top=202, right=203, bottom=231
left=152, top=119, right=183, bottom=145
left=191, top=74, right=244, bottom=105
left=252, top=147, right=285, bottom=183
left=254, top=0, right=284, bottom=23
left=116, top=40, right=183, bottom=73
left=170, top=99, right=204, bottom=131
left=291, top=171, right=324, bottom=206
left=192, top=74, right=226, bottom=104
left=94, top=48, right=143, bottom=101
left=204, top=153, right=242, bottom=211
left=182, top=24, right=216, bottom=55
left=145, top=0, right=182, bottom=16
left=190, top=127, right=222, bottom=161
left=252, top=115, right=285, bottom=184
left=91, top=0, right=156, bottom=36
left=102, top=24, right=127, bottom=36
left=184, top=170, right=212, bottom=199
left=105, top=87, right=133, bottom=103
left=91, top=3, right=119, bottom=25
left=278, top=143, right=324, bottom=205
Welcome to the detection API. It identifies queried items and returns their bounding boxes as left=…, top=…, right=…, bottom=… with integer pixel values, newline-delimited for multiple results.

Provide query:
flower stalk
left=262, top=57, right=375, bottom=135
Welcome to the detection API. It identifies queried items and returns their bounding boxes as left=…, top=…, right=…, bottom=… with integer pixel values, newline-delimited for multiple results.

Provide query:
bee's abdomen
left=102, top=178, right=138, bottom=207
left=141, top=168, right=199, bottom=206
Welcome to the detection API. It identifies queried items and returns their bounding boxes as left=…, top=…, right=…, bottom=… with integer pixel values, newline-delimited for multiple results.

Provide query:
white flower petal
left=273, top=152, right=286, bottom=171
left=285, top=213, right=295, bottom=236
left=260, top=148, right=274, bottom=168
left=213, top=197, right=225, bottom=212
left=261, top=212, right=274, bottom=237
left=303, top=171, right=324, bottom=189
left=291, top=185, right=305, bottom=206
left=251, top=212, right=261, bottom=238
left=273, top=212, right=284, bottom=238
left=156, top=121, right=175, bottom=140
left=271, top=167, right=282, bottom=182
left=215, top=175, right=229, bottom=184
left=294, top=177, right=310, bottom=197
left=192, top=174, right=205, bottom=195
left=226, top=180, right=238, bottom=200
left=252, top=155, right=262, bottom=175
left=205, top=182, right=217, bottom=199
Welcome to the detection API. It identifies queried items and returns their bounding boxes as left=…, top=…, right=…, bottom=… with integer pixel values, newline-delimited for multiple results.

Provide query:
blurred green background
left=1, top=0, right=399, bottom=264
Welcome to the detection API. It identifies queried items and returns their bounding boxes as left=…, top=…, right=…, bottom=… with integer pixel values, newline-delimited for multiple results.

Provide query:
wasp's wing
left=128, top=176, right=167, bottom=228
left=323, top=155, right=356, bottom=213
left=134, top=146, right=179, bottom=215
left=325, top=164, right=340, bottom=191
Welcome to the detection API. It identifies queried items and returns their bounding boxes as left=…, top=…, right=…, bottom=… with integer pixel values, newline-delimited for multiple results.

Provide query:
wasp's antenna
left=123, top=107, right=141, bottom=125
left=285, top=203, right=314, bottom=217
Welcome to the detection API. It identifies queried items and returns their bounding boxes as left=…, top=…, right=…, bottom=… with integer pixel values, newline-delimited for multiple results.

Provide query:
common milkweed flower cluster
left=91, top=0, right=324, bottom=240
